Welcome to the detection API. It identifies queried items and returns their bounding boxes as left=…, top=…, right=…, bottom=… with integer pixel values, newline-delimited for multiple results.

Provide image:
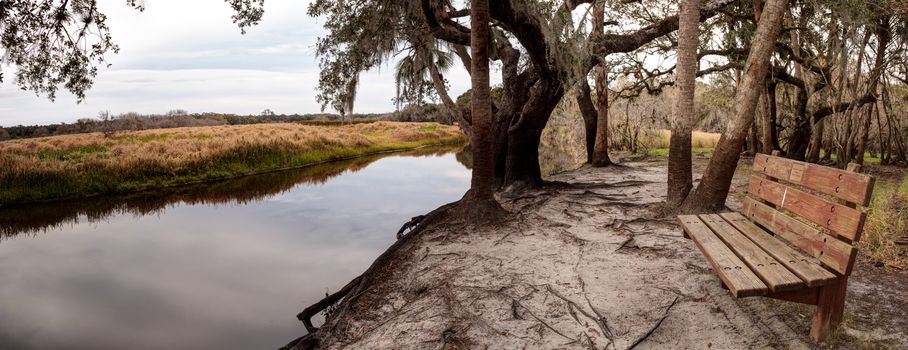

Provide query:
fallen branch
left=279, top=333, right=318, bottom=350
left=291, top=201, right=460, bottom=348
left=297, top=275, right=363, bottom=333
left=397, top=214, right=426, bottom=239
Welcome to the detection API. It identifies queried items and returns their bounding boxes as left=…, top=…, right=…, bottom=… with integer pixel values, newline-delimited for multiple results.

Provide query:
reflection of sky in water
left=0, top=153, right=470, bottom=350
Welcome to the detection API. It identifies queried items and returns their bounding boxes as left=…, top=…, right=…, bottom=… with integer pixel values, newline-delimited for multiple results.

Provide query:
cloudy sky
left=0, top=0, right=478, bottom=127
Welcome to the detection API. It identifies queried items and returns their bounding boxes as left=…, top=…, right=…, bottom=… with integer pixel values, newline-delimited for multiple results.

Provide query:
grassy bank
left=862, top=176, right=908, bottom=270
left=0, top=121, right=465, bottom=205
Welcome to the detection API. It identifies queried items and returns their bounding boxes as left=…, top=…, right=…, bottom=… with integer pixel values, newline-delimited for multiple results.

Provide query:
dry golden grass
left=862, top=177, right=908, bottom=270
left=644, top=129, right=722, bottom=149
left=0, top=121, right=465, bottom=204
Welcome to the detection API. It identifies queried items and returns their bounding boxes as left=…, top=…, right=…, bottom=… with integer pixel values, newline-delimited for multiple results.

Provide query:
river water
left=0, top=147, right=470, bottom=350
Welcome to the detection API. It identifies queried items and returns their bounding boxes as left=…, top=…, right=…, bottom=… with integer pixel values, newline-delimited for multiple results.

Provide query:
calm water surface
left=0, top=148, right=470, bottom=350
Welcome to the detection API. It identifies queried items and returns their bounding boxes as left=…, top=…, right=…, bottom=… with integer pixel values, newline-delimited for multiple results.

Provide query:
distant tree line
left=0, top=104, right=452, bottom=140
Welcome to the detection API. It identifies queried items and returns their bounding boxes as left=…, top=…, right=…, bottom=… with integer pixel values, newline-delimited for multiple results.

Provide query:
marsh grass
left=861, top=176, right=908, bottom=270
left=640, top=129, right=722, bottom=156
left=646, top=129, right=722, bottom=149
left=637, top=130, right=721, bottom=156
left=0, top=121, right=465, bottom=205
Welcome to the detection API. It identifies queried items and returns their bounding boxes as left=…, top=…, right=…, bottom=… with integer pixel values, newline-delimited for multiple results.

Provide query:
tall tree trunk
left=492, top=44, right=524, bottom=186
left=759, top=81, right=774, bottom=153
left=748, top=121, right=759, bottom=154
left=855, top=103, right=875, bottom=165
left=787, top=87, right=811, bottom=160
left=767, top=82, right=780, bottom=150
left=463, top=0, right=498, bottom=211
left=590, top=0, right=612, bottom=166
left=591, top=66, right=613, bottom=166
left=666, top=0, right=699, bottom=207
left=503, top=78, right=564, bottom=190
left=807, top=118, right=824, bottom=162
left=577, top=78, right=598, bottom=163
left=680, top=0, right=789, bottom=213
left=876, top=99, right=887, bottom=164
left=882, top=79, right=904, bottom=163
left=841, top=30, right=872, bottom=167
left=855, top=16, right=891, bottom=165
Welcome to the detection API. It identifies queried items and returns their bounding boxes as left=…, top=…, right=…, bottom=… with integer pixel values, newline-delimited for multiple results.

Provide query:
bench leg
left=810, top=276, right=848, bottom=342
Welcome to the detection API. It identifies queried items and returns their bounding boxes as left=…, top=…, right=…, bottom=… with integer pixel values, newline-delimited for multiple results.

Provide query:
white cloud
left=0, top=0, right=486, bottom=126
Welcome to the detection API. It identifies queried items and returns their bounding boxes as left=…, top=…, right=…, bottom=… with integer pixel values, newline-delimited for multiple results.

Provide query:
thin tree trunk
left=680, top=0, right=789, bottom=213
left=577, top=78, right=598, bottom=163
left=760, top=82, right=774, bottom=153
left=882, top=79, right=902, bottom=162
left=855, top=103, right=875, bottom=165
left=464, top=0, right=497, bottom=208
left=807, top=118, right=824, bottom=162
left=590, top=0, right=612, bottom=166
left=666, top=0, right=699, bottom=207
left=750, top=1, right=765, bottom=156
left=428, top=61, right=467, bottom=131
left=452, top=45, right=472, bottom=76
left=788, top=87, right=811, bottom=160
left=591, top=65, right=613, bottom=166
left=842, top=30, right=872, bottom=166
left=875, top=99, right=887, bottom=164
left=748, top=121, right=759, bottom=154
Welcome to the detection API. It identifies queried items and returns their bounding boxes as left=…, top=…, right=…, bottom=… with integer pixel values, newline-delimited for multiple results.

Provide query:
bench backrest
left=741, top=153, right=875, bottom=275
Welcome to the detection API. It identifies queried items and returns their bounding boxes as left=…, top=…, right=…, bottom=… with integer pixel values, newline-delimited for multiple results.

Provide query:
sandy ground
left=295, top=156, right=908, bottom=350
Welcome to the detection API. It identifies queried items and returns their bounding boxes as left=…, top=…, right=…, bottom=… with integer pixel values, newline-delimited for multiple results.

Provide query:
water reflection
left=0, top=146, right=464, bottom=238
left=0, top=146, right=470, bottom=350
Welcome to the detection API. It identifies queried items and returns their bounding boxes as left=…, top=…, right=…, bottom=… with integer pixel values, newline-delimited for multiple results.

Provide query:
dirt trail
left=294, top=159, right=907, bottom=350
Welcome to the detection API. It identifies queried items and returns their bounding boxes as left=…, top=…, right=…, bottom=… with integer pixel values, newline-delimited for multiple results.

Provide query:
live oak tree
left=306, top=0, right=741, bottom=192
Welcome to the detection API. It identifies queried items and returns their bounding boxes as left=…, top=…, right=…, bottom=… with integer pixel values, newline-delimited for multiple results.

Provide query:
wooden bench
left=678, top=152, right=875, bottom=341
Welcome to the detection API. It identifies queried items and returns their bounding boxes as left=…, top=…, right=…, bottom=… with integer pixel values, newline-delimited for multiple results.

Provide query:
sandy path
left=293, top=160, right=906, bottom=350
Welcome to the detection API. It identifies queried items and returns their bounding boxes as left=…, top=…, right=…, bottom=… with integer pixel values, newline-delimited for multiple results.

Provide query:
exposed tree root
left=281, top=159, right=908, bottom=349
left=626, top=296, right=679, bottom=350
left=280, top=333, right=318, bottom=350
left=289, top=200, right=463, bottom=349
left=297, top=275, right=363, bottom=333
left=546, top=179, right=657, bottom=190
left=545, top=284, right=615, bottom=345
left=396, top=214, right=426, bottom=239
left=614, top=236, right=635, bottom=251
left=289, top=193, right=513, bottom=349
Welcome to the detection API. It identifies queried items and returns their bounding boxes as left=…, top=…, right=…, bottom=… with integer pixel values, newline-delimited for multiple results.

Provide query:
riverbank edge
left=283, top=158, right=908, bottom=350
left=0, top=137, right=466, bottom=207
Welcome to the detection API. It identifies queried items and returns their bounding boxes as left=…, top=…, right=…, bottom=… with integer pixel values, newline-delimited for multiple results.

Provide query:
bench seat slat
left=678, top=215, right=768, bottom=297
left=741, top=197, right=857, bottom=275
left=720, top=212, right=838, bottom=287
left=699, top=214, right=805, bottom=292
